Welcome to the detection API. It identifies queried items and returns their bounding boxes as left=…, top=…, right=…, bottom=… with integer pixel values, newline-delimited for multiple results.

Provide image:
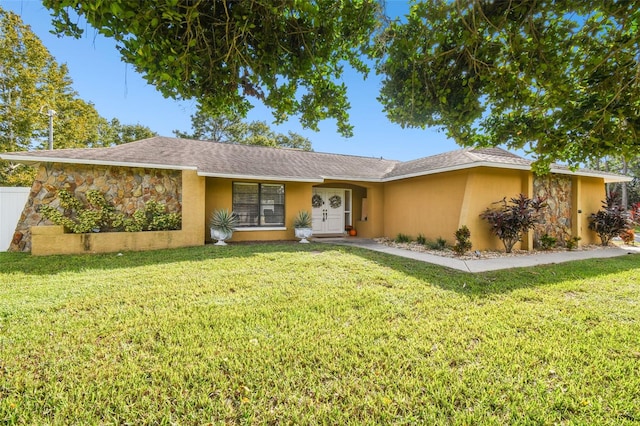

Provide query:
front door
left=312, top=188, right=345, bottom=235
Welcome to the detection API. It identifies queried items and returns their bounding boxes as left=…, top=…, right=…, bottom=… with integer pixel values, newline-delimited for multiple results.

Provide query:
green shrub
left=124, top=201, right=182, bottom=232
left=416, top=233, right=427, bottom=245
left=539, top=233, right=557, bottom=250
left=41, top=190, right=181, bottom=233
left=435, top=237, right=447, bottom=250
left=453, top=225, right=472, bottom=255
left=395, top=233, right=411, bottom=243
left=565, top=235, right=581, bottom=250
left=40, top=189, right=117, bottom=233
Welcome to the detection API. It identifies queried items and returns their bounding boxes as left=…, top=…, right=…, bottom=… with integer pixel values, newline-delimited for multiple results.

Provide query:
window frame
left=232, top=182, right=286, bottom=228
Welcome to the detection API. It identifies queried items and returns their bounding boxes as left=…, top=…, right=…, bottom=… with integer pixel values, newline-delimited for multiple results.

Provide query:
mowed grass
left=0, top=243, right=639, bottom=425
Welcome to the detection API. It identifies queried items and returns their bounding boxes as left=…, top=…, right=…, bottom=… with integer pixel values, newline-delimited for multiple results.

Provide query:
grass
left=1, top=243, right=639, bottom=424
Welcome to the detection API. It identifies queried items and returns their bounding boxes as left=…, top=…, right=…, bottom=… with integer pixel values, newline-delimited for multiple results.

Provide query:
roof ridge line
left=463, top=148, right=482, bottom=162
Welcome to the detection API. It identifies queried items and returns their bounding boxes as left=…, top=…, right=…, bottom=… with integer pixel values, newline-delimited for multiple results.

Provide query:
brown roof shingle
left=0, top=137, right=630, bottom=183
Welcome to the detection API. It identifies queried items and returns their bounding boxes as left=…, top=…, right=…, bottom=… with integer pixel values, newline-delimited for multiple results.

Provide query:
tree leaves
left=0, top=6, right=157, bottom=185
left=376, top=0, right=640, bottom=169
left=43, top=0, right=382, bottom=137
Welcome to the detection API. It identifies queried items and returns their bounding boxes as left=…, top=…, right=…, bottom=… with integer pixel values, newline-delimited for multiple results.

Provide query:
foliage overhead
left=44, top=0, right=382, bottom=137
left=173, top=109, right=312, bottom=151
left=376, top=1, right=640, bottom=170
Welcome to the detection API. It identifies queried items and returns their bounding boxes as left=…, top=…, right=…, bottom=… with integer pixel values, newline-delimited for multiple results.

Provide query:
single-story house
left=0, top=136, right=630, bottom=255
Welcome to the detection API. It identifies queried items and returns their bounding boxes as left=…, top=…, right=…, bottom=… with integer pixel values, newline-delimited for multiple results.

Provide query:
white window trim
left=234, top=227, right=287, bottom=232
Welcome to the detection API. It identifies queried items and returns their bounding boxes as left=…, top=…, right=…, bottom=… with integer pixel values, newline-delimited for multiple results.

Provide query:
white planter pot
left=294, top=227, right=313, bottom=243
left=211, top=228, right=233, bottom=246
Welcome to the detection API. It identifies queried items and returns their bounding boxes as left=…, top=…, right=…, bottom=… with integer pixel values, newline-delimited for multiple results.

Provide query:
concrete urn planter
left=294, top=227, right=313, bottom=244
left=210, top=228, right=234, bottom=246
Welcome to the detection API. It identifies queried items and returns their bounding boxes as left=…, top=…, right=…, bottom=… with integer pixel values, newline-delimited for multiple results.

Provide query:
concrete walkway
left=316, top=238, right=640, bottom=273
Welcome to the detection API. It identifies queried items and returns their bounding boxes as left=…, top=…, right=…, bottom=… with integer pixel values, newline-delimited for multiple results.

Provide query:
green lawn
left=1, top=243, right=639, bottom=424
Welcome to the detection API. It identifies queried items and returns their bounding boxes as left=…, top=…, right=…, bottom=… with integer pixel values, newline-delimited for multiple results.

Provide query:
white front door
left=312, top=188, right=345, bottom=235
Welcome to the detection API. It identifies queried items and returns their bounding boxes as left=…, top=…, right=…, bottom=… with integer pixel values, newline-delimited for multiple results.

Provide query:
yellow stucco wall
left=458, top=168, right=532, bottom=250
left=574, top=176, right=606, bottom=245
left=382, top=167, right=540, bottom=251
left=204, top=178, right=313, bottom=242
left=382, top=170, right=469, bottom=242
left=29, top=166, right=608, bottom=254
left=30, top=170, right=206, bottom=255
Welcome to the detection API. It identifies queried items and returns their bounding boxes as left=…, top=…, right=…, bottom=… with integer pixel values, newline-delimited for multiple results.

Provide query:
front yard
left=1, top=244, right=638, bottom=424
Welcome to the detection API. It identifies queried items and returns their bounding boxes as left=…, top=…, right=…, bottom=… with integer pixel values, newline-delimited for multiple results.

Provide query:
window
left=233, top=183, right=285, bottom=227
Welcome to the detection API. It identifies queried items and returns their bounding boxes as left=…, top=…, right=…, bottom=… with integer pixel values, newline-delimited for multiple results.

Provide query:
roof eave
left=383, top=162, right=531, bottom=181
left=197, top=171, right=324, bottom=183
left=0, top=153, right=193, bottom=172
left=548, top=167, right=633, bottom=183
left=320, top=175, right=384, bottom=183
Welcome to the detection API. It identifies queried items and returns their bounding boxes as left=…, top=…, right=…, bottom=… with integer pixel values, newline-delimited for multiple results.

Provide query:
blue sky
left=3, top=0, right=462, bottom=161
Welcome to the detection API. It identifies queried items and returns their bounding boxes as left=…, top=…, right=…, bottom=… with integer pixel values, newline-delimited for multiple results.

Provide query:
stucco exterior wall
left=205, top=177, right=314, bottom=242
left=382, top=170, right=469, bottom=243
left=575, top=176, right=606, bottom=245
left=380, top=167, right=550, bottom=251
left=458, top=168, right=531, bottom=251
left=23, top=167, right=205, bottom=255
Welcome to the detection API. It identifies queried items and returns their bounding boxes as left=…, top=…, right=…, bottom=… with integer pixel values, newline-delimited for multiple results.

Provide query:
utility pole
left=47, top=109, right=56, bottom=150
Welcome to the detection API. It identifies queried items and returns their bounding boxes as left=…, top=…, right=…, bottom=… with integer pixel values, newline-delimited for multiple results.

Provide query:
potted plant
left=209, top=208, right=238, bottom=245
left=293, top=210, right=313, bottom=243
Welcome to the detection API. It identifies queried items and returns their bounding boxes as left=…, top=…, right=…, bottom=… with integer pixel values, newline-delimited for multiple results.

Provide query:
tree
left=0, top=7, right=157, bottom=185
left=94, top=118, right=157, bottom=148
left=376, top=1, right=640, bottom=170
left=44, top=0, right=382, bottom=137
left=173, top=111, right=243, bottom=143
left=174, top=110, right=312, bottom=151
left=588, top=155, right=640, bottom=209
left=0, top=7, right=51, bottom=154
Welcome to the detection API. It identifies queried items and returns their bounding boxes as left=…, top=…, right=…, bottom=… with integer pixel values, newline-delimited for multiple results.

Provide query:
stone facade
left=533, top=175, right=572, bottom=248
left=10, top=163, right=182, bottom=252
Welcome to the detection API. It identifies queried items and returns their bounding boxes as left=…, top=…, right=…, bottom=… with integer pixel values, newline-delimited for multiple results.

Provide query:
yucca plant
left=210, top=209, right=239, bottom=233
left=293, top=210, right=312, bottom=228
left=209, top=209, right=239, bottom=245
left=293, top=210, right=313, bottom=243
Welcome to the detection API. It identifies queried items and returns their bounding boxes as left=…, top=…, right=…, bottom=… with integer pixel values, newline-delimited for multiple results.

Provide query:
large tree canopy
left=44, top=0, right=381, bottom=137
left=377, top=0, right=640, bottom=170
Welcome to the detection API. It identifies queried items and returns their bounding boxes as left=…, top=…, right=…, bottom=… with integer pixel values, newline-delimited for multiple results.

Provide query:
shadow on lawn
left=1, top=242, right=638, bottom=296
left=337, top=244, right=640, bottom=296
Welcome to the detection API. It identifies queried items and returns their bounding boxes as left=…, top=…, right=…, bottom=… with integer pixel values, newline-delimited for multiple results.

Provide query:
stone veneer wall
left=10, top=163, right=182, bottom=252
left=533, top=174, right=572, bottom=248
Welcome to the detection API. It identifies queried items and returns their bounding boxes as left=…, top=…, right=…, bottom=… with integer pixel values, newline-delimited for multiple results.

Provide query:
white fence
left=0, top=187, right=30, bottom=251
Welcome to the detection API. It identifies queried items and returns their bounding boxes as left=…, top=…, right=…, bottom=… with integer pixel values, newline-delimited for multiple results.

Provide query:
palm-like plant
left=293, top=210, right=312, bottom=228
left=210, top=209, right=239, bottom=245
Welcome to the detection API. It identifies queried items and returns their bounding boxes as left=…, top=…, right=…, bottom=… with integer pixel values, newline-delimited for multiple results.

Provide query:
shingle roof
left=0, top=136, right=630, bottom=183
left=384, top=146, right=532, bottom=179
